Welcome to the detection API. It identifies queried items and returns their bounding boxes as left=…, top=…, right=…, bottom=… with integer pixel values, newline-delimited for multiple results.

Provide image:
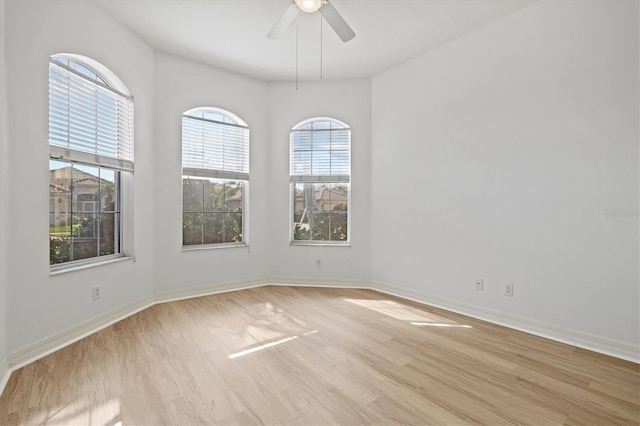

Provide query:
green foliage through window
left=49, top=161, right=120, bottom=265
left=183, top=178, right=244, bottom=246
left=292, top=183, right=348, bottom=242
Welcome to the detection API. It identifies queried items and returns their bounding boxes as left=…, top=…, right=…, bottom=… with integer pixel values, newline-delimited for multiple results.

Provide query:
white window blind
left=290, top=120, right=350, bottom=182
left=48, top=58, right=134, bottom=172
left=182, top=113, right=250, bottom=180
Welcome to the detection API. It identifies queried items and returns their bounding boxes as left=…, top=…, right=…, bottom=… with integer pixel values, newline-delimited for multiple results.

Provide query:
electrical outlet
left=504, top=283, right=514, bottom=297
left=93, top=285, right=101, bottom=300
left=475, top=278, right=483, bottom=291
left=315, top=259, right=322, bottom=268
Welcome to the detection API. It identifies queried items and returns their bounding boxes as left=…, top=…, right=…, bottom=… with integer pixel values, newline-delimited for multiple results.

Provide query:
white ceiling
left=95, top=0, right=535, bottom=82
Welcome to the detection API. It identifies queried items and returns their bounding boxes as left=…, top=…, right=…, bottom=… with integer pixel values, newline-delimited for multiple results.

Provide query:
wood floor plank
left=0, top=286, right=638, bottom=425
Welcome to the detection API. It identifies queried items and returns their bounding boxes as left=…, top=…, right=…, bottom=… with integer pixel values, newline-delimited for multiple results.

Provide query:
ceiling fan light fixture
left=295, top=0, right=323, bottom=13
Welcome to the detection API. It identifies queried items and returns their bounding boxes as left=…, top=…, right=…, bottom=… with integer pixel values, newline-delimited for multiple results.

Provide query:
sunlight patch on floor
left=242, top=302, right=310, bottom=343
left=229, top=330, right=318, bottom=359
left=30, top=398, right=122, bottom=426
left=344, top=298, right=461, bottom=324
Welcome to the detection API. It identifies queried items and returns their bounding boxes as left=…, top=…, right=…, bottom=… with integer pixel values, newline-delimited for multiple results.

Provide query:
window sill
left=182, top=243, right=249, bottom=252
left=290, top=241, right=351, bottom=247
left=50, top=255, right=135, bottom=276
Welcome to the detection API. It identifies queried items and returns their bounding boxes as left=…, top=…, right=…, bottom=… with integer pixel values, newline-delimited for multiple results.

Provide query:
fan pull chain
left=296, top=21, right=299, bottom=90
left=320, top=14, right=323, bottom=80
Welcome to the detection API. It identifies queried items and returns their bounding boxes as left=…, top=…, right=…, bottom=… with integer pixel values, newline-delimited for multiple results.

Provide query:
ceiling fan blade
left=268, top=2, right=300, bottom=39
left=320, top=0, right=355, bottom=42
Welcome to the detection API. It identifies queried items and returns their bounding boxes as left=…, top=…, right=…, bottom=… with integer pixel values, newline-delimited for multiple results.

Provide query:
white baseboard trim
left=8, top=295, right=154, bottom=371
left=154, top=278, right=267, bottom=304
left=0, top=355, right=9, bottom=398
left=265, top=275, right=372, bottom=289
left=153, top=276, right=372, bottom=305
left=372, top=280, right=640, bottom=364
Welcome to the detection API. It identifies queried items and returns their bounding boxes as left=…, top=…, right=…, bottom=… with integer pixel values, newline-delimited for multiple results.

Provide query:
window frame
left=289, top=117, right=351, bottom=246
left=48, top=54, right=133, bottom=272
left=181, top=107, right=250, bottom=250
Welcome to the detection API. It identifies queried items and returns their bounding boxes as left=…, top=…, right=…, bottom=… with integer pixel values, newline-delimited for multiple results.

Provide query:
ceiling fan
left=268, top=0, right=356, bottom=42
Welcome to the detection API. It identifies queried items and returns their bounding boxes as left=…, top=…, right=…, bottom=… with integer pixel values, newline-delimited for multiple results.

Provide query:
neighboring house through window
left=48, top=54, right=134, bottom=268
left=290, top=118, right=351, bottom=244
left=181, top=107, right=249, bottom=247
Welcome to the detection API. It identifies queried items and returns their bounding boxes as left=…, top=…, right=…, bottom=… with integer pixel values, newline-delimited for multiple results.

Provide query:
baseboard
left=153, top=276, right=372, bottom=305
left=154, top=278, right=267, bottom=304
left=8, top=295, right=154, bottom=371
left=372, top=280, right=640, bottom=364
left=265, top=275, right=372, bottom=289
left=0, top=355, right=9, bottom=397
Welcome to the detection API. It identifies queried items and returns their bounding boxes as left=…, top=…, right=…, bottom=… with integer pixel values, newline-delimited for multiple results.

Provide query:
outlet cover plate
left=475, top=278, right=483, bottom=291
left=504, top=283, right=514, bottom=297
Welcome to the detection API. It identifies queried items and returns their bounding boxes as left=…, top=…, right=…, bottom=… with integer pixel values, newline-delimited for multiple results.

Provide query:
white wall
left=267, top=80, right=372, bottom=282
left=152, top=52, right=269, bottom=292
left=371, top=0, right=639, bottom=347
left=4, top=0, right=156, bottom=353
left=0, top=0, right=9, bottom=364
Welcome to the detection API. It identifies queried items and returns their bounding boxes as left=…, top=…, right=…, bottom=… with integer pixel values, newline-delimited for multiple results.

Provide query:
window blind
left=182, top=114, right=250, bottom=180
left=48, top=59, right=134, bottom=172
left=290, top=122, right=350, bottom=182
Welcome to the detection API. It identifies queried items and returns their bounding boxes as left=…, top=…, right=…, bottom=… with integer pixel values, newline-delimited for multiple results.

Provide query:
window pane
left=203, top=111, right=225, bottom=123
left=100, top=212, right=117, bottom=256
left=183, top=212, right=203, bottom=246
left=330, top=211, right=348, bottom=241
left=49, top=161, right=72, bottom=262
left=183, top=178, right=204, bottom=212
left=71, top=212, right=99, bottom=262
left=203, top=213, right=224, bottom=244
left=99, top=168, right=116, bottom=212
left=292, top=182, right=349, bottom=242
left=50, top=235, right=71, bottom=265
left=74, top=212, right=97, bottom=238
left=312, top=131, right=331, bottom=151
left=50, top=159, right=121, bottom=265
left=73, top=165, right=100, bottom=214
left=225, top=212, right=243, bottom=243
left=182, top=112, right=249, bottom=174
left=310, top=212, right=331, bottom=241
left=290, top=120, right=350, bottom=177
left=71, top=240, right=98, bottom=262
left=204, top=179, right=225, bottom=212
left=292, top=132, right=312, bottom=151
left=225, top=181, right=242, bottom=212
left=183, top=177, right=244, bottom=246
left=313, top=121, right=332, bottom=130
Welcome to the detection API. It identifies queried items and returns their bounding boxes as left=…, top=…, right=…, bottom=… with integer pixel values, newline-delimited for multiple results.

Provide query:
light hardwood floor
left=0, top=286, right=638, bottom=425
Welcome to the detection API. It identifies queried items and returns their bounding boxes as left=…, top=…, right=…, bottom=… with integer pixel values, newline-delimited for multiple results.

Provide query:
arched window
left=290, top=118, right=350, bottom=244
left=182, top=107, right=249, bottom=247
left=48, top=54, right=134, bottom=268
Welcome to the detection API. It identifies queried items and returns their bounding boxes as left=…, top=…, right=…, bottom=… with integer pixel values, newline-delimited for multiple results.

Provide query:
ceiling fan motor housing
left=295, top=0, right=324, bottom=13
